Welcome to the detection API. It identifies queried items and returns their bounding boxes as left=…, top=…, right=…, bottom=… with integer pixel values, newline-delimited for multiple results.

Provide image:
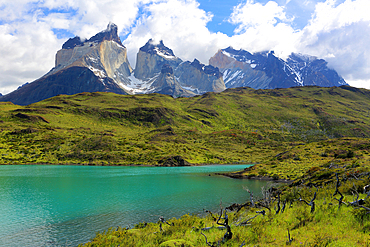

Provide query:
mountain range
left=0, top=23, right=347, bottom=105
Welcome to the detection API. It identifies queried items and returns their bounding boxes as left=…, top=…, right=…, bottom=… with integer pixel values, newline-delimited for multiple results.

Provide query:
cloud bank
left=0, top=0, right=369, bottom=94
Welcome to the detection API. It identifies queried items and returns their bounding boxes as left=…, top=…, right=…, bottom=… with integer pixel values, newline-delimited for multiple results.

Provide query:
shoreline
left=216, top=171, right=293, bottom=183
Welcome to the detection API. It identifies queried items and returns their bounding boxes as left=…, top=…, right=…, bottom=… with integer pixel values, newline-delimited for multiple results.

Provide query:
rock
left=175, top=59, right=226, bottom=93
left=151, top=64, right=195, bottom=98
left=158, top=156, right=191, bottom=166
left=161, top=64, right=174, bottom=74
left=62, top=36, right=84, bottom=49
left=87, top=22, right=123, bottom=46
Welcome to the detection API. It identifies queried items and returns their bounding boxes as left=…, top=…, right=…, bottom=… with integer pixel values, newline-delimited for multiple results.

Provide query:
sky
left=0, top=0, right=370, bottom=94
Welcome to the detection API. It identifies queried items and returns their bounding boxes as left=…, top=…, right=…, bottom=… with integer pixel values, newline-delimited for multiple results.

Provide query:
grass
left=1, top=86, right=370, bottom=166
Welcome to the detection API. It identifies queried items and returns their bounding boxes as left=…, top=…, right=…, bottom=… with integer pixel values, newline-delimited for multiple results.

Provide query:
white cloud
left=230, top=0, right=293, bottom=32
left=299, top=0, right=370, bottom=87
left=227, top=0, right=299, bottom=58
left=0, top=21, right=62, bottom=94
left=124, top=0, right=230, bottom=67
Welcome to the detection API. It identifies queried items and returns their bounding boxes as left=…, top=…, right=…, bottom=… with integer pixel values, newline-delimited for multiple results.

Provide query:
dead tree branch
left=243, top=186, right=255, bottom=207
left=236, top=210, right=265, bottom=226
left=299, top=190, right=317, bottom=213
left=333, top=173, right=346, bottom=208
left=216, top=208, right=233, bottom=242
left=275, top=193, right=281, bottom=214
left=204, top=209, right=217, bottom=221
left=201, top=232, right=215, bottom=247
left=286, top=229, right=294, bottom=245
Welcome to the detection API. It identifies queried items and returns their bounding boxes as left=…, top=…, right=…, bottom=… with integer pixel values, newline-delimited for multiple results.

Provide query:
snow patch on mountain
left=119, top=75, right=156, bottom=94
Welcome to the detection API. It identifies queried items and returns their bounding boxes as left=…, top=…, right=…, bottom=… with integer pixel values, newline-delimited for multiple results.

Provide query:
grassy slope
left=0, top=85, right=370, bottom=171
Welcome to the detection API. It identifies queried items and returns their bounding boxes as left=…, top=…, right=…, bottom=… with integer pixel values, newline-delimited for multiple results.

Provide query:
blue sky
left=0, top=0, right=369, bottom=94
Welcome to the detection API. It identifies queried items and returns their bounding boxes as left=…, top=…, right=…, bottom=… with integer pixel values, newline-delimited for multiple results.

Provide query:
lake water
left=0, top=165, right=267, bottom=246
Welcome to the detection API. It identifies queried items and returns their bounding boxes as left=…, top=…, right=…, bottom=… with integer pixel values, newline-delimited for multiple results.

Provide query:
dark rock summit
left=62, top=23, right=123, bottom=50
left=190, top=59, right=223, bottom=78
left=62, top=36, right=84, bottom=49
left=88, top=23, right=123, bottom=46
left=140, top=39, right=175, bottom=57
left=134, top=39, right=182, bottom=80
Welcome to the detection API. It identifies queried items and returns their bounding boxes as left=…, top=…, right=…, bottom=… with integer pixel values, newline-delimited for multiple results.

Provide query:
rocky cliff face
left=175, top=59, right=225, bottom=93
left=209, top=47, right=347, bottom=89
left=134, top=39, right=182, bottom=80
left=50, top=23, right=132, bottom=87
left=150, top=64, right=195, bottom=97
left=286, top=53, right=347, bottom=87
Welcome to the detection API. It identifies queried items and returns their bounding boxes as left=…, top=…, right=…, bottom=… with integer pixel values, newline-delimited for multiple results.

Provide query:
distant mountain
left=0, top=25, right=225, bottom=105
left=0, top=23, right=131, bottom=105
left=175, top=59, right=226, bottom=94
left=132, top=39, right=225, bottom=97
left=0, top=24, right=348, bottom=105
left=209, top=47, right=347, bottom=89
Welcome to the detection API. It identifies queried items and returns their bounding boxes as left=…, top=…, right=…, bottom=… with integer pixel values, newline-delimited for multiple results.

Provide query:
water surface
left=0, top=165, right=267, bottom=246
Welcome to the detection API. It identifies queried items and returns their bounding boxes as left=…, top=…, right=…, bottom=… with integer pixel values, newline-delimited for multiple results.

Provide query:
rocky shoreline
left=215, top=170, right=293, bottom=183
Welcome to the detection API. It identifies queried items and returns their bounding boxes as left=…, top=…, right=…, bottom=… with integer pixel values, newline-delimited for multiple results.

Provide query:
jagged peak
left=61, top=23, right=123, bottom=49
left=87, top=23, right=122, bottom=46
left=62, top=36, right=84, bottom=49
left=289, top=52, right=318, bottom=63
left=190, top=59, right=222, bottom=78
left=140, top=39, right=176, bottom=58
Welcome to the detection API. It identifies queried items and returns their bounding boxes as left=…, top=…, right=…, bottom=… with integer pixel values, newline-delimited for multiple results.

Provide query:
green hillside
left=1, top=85, right=370, bottom=180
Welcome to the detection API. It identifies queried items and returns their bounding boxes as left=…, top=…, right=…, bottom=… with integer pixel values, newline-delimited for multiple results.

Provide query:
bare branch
left=201, top=232, right=214, bottom=247
left=286, top=229, right=294, bottom=244
left=243, top=186, right=255, bottom=207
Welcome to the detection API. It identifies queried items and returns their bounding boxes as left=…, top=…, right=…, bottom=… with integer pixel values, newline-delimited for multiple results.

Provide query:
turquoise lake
left=0, top=165, right=267, bottom=246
